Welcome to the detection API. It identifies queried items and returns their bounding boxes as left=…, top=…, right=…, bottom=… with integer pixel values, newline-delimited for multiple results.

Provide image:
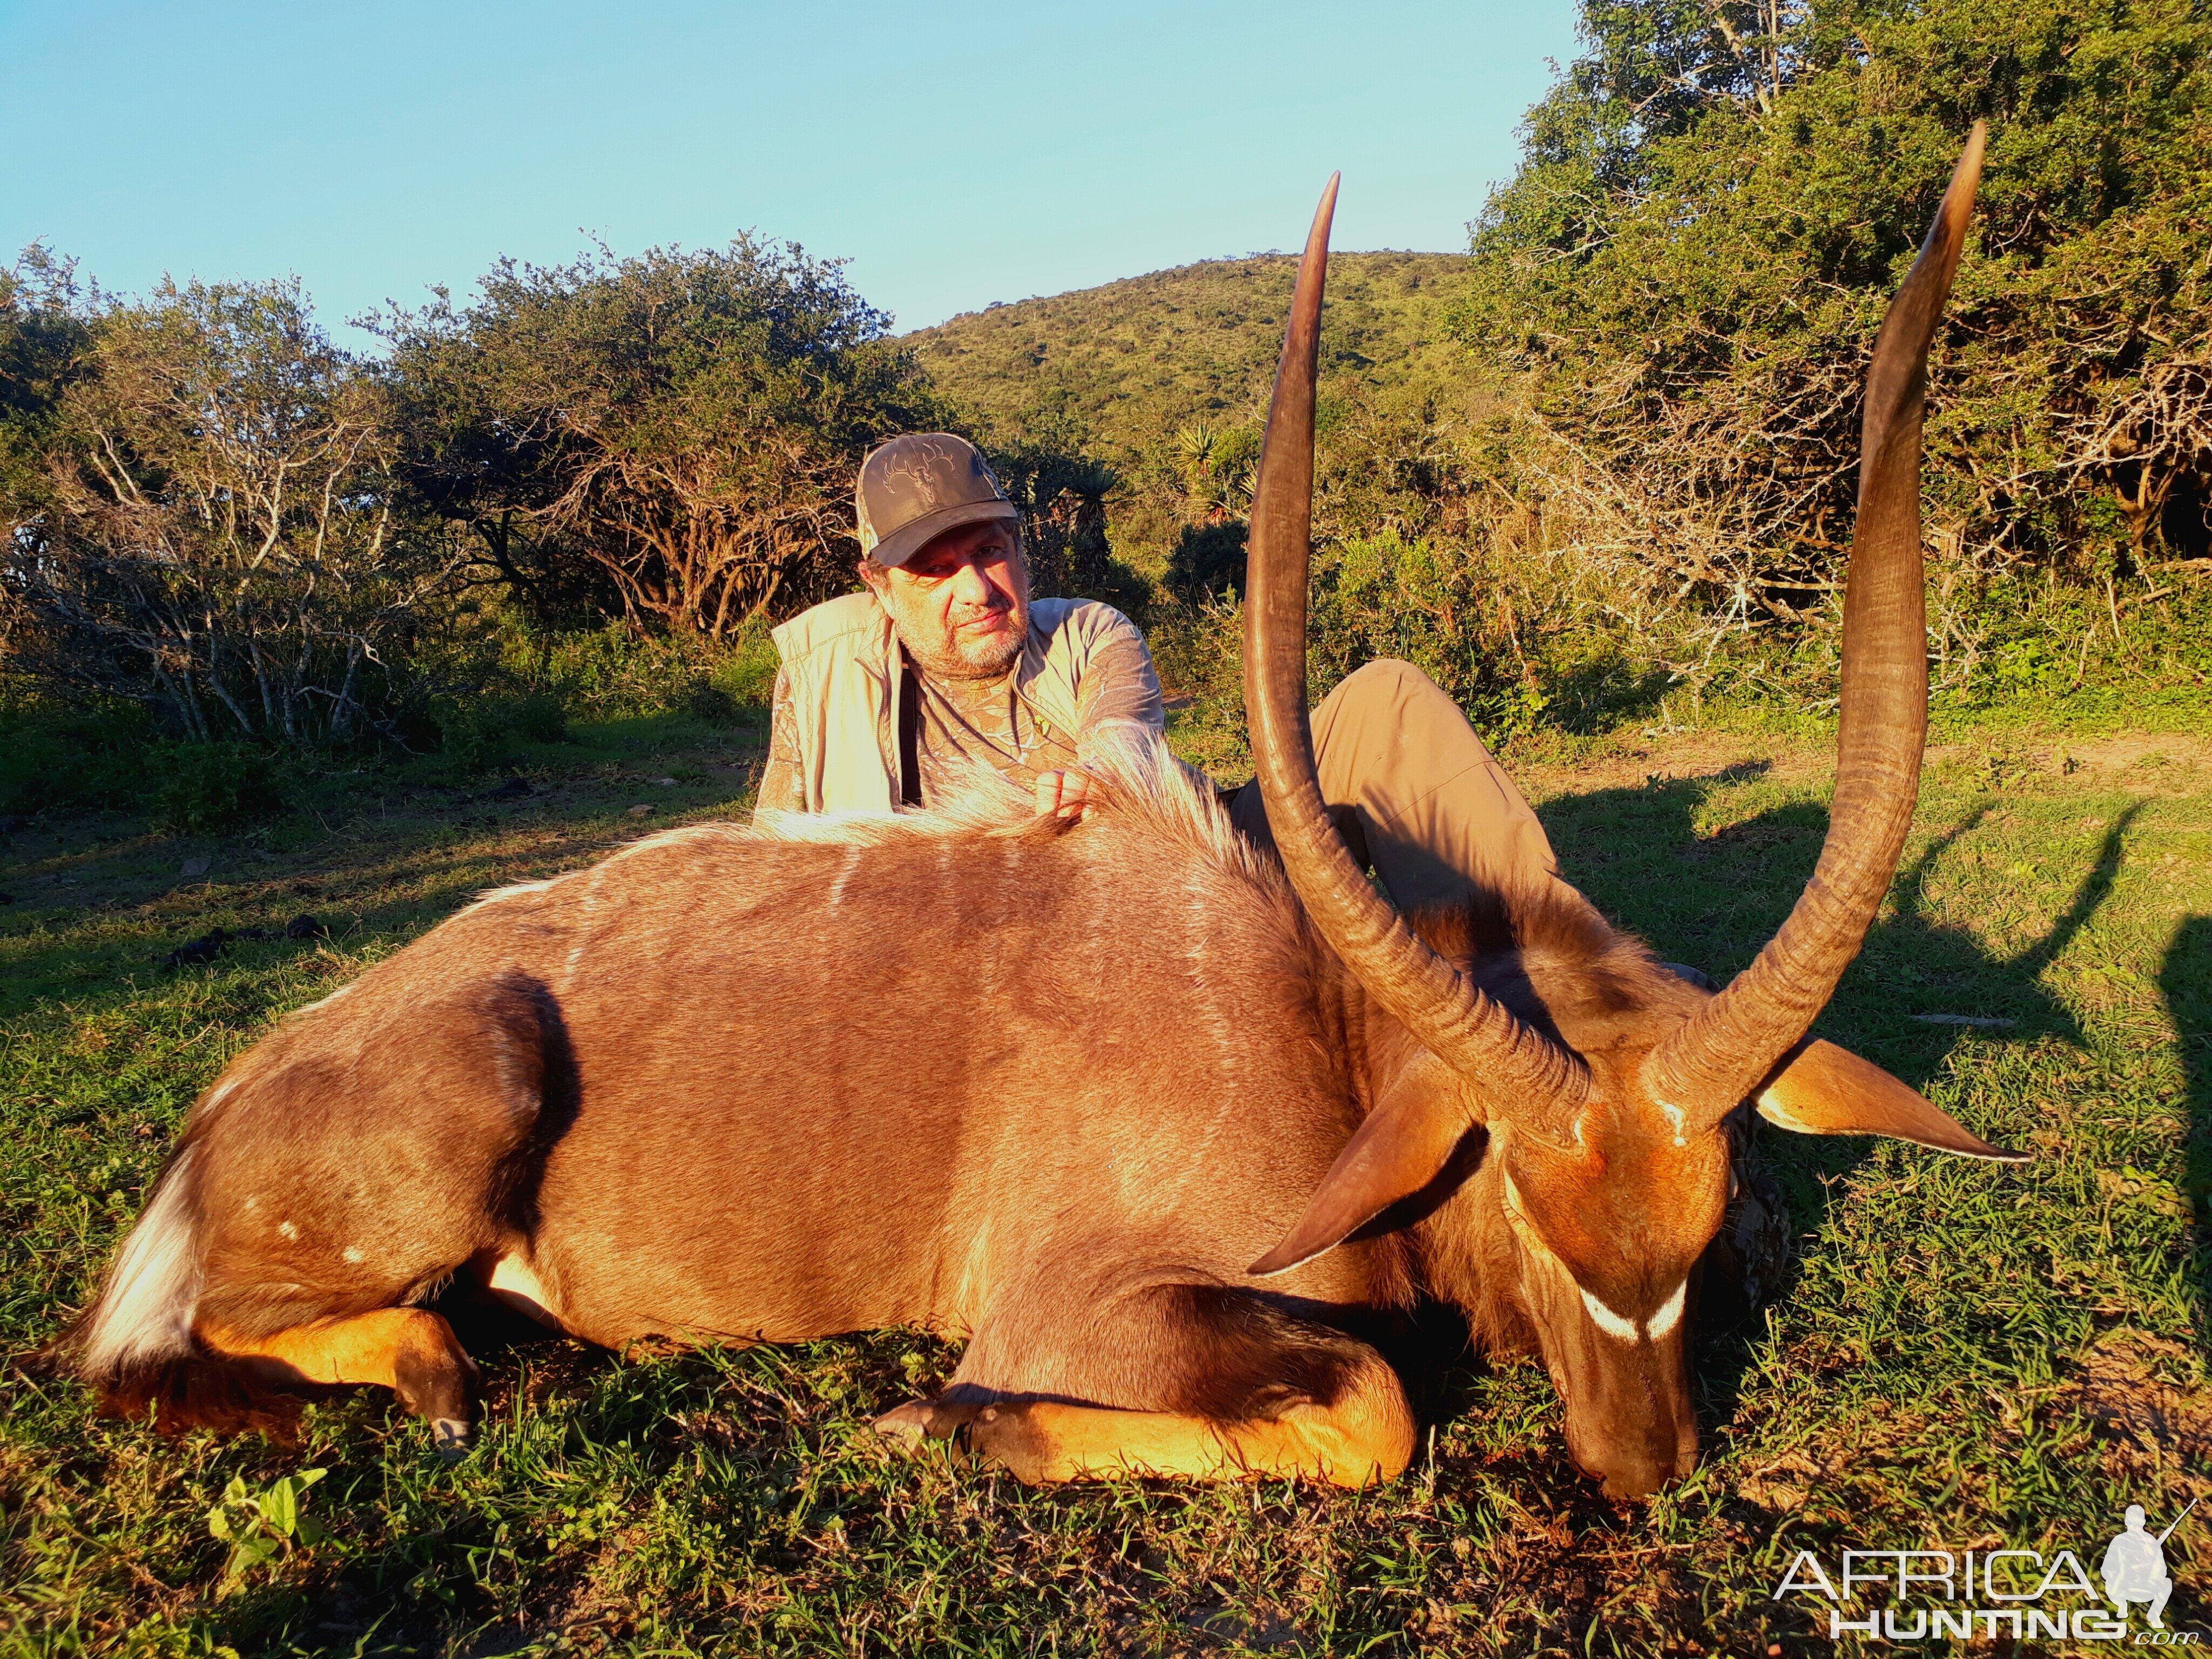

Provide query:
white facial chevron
left=1579, top=1278, right=1686, bottom=1344
left=1505, top=1168, right=1687, bottom=1345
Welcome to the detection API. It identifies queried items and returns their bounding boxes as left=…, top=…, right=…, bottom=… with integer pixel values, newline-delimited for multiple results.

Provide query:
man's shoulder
left=772, top=592, right=889, bottom=665
left=1030, top=596, right=1145, bottom=650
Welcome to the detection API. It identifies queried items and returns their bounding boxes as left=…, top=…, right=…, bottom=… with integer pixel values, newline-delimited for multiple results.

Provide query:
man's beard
left=883, top=584, right=1029, bottom=682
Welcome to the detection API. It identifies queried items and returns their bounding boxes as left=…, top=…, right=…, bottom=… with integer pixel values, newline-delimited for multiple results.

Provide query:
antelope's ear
left=1250, top=1050, right=1473, bottom=1276
left=1756, top=1039, right=2026, bottom=1161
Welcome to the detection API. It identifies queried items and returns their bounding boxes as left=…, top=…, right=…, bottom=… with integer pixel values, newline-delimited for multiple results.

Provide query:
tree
left=0, top=249, right=95, bottom=555
left=1453, top=0, right=2212, bottom=619
left=3, top=277, right=461, bottom=743
left=379, top=238, right=945, bottom=637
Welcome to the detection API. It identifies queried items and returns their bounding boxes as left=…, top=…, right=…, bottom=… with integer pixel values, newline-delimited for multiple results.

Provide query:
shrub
left=1308, top=530, right=1559, bottom=747
left=507, top=689, right=568, bottom=744
left=0, top=686, right=156, bottom=817
left=379, top=238, right=944, bottom=637
left=1453, top=0, right=2212, bottom=604
left=710, top=621, right=781, bottom=707
left=435, top=690, right=570, bottom=774
left=682, top=624, right=779, bottom=726
left=4, top=276, right=464, bottom=744
left=485, top=615, right=783, bottom=726
left=160, top=743, right=281, bottom=832
left=1163, top=521, right=1249, bottom=603
left=685, top=679, right=741, bottom=726
left=509, top=622, right=705, bottom=720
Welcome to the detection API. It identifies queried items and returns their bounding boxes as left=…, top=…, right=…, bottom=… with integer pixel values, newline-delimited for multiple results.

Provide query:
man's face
left=862, top=520, right=1029, bottom=680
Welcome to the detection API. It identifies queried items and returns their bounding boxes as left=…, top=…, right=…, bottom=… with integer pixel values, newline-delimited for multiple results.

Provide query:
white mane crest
left=1078, top=722, right=1283, bottom=892
left=747, top=723, right=1284, bottom=892
left=469, top=726, right=1287, bottom=907
left=748, top=756, right=1031, bottom=846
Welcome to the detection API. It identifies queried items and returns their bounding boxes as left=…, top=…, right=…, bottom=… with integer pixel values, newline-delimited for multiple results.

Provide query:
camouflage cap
left=855, top=433, right=1020, bottom=569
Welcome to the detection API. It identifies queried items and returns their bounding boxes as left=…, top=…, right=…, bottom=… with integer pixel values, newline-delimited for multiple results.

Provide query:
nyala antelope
left=65, top=131, right=2014, bottom=1500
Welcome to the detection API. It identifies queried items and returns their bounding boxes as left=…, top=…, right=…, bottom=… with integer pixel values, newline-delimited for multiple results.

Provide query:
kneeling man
left=758, top=432, right=1561, bottom=912
left=2102, top=1506, right=2174, bottom=1628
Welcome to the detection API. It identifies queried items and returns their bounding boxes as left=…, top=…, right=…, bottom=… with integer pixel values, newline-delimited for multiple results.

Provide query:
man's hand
left=1035, top=770, right=1094, bottom=821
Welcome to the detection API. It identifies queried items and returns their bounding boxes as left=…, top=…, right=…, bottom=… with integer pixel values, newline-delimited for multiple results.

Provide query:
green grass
left=3, top=706, right=2208, bottom=1655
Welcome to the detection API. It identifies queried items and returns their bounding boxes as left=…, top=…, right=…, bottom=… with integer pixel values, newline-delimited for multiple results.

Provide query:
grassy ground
left=2, top=701, right=2208, bottom=1656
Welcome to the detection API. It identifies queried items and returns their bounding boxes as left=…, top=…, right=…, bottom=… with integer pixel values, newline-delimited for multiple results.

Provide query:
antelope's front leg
left=873, top=1360, right=1413, bottom=1489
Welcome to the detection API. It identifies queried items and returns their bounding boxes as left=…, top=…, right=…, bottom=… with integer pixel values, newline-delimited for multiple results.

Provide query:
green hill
left=906, top=251, right=1478, bottom=464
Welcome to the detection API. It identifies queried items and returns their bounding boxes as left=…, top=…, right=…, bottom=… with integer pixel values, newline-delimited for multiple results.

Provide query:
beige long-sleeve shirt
left=757, top=593, right=1164, bottom=814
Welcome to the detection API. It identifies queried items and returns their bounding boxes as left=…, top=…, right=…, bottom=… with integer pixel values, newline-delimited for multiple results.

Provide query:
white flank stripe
left=296, top=982, right=354, bottom=1015
left=827, top=845, right=861, bottom=909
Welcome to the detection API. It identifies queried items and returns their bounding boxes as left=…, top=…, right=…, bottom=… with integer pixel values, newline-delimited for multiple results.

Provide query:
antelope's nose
left=1579, top=1413, right=1698, bottom=1501
left=1599, top=1463, right=1667, bottom=1501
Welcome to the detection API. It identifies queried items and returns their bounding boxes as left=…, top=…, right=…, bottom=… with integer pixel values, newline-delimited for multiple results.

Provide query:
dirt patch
left=2057, top=1329, right=2212, bottom=1466
left=2058, top=732, right=2212, bottom=773
left=1923, top=732, right=2212, bottom=795
left=1518, top=735, right=1828, bottom=800
left=1520, top=726, right=2212, bottom=807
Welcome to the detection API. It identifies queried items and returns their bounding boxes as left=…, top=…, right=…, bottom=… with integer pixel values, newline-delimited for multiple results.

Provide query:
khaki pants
left=1229, top=659, right=1561, bottom=913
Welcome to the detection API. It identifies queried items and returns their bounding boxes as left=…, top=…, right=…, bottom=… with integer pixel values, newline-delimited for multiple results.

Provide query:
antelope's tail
left=49, top=1147, right=304, bottom=1437
left=65, top=1145, right=204, bottom=1382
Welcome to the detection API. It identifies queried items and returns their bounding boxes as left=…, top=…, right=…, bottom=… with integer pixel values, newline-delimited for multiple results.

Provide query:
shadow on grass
left=2164, top=916, right=2212, bottom=1344
left=1537, top=770, right=2142, bottom=1424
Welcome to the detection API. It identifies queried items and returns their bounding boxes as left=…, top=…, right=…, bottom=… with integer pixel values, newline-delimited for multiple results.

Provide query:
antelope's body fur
left=75, top=738, right=1687, bottom=1472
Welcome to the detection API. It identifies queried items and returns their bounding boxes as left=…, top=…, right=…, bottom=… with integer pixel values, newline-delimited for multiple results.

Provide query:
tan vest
left=769, top=592, right=1137, bottom=814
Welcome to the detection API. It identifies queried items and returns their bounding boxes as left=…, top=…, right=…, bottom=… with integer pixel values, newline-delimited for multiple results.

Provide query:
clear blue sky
left=1, top=2, right=1578, bottom=348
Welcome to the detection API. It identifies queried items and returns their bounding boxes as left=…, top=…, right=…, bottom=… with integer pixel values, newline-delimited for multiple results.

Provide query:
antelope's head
left=1244, top=132, right=2020, bottom=1501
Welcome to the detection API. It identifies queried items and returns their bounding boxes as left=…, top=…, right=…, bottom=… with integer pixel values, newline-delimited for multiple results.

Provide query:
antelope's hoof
left=872, top=1399, right=934, bottom=1447
left=430, top=1417, right=472, bottom=1462
left=873, top=1395, right=989, bottom=1452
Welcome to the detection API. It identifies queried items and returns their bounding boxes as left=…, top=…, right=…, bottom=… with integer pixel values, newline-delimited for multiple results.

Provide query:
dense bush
left=0, top=686, right=156, bottom=817
left=3, top=238, right=909, bottom=764
left=430, top=690, right=571, bottom=775
left=2, top=272, right=467, bottom=744
left=376, top=239, right=945, bottom=639
left=1163, top=520, right=1249, bottom=603
left=0, top=250, right=89, bottom=524
left=1452, top=0, right=2212, bottom=602
left=483, top=619, right=771, bottom=723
